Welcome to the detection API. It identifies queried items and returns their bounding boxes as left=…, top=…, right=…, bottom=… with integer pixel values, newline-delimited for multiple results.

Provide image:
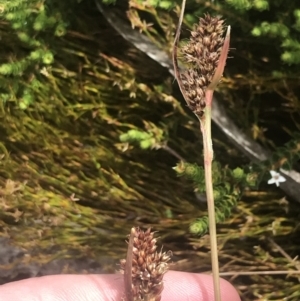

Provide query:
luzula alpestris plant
left=172, top=1, right=230, bottom=301
left=120, top=227, right=172, bottom=301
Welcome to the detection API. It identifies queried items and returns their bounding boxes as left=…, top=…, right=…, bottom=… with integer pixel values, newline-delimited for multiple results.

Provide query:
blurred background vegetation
left=0, top=0, right=300, bottom=300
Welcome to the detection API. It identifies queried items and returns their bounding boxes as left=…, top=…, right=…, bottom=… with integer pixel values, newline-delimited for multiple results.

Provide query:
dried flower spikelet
left=120, top=228, right=172, bottom=301
left=179, top=15, right=226, bottom=115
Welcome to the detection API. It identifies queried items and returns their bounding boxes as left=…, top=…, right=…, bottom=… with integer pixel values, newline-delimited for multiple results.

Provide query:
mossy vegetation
left=0, top=0, right=300, bottom=300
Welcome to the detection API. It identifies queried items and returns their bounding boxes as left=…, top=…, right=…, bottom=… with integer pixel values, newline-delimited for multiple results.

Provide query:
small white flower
left=268, top=170, right=286, bottom=187
left=40, top=67, right=50, bottom=77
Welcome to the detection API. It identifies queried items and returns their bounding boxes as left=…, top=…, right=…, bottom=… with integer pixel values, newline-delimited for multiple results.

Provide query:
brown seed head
left=120, top=228, right=172, bottom=301
left=177, top=14, right=227, bottom=116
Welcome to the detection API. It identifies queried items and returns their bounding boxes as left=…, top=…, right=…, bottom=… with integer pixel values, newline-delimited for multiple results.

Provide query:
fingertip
left=0, top=274, right=124, bottom=301
left=0, top=271, right=240, bottom=301
left=162, top=271, right=241, bottom=301
left=219, top=276, right=241, bottom=301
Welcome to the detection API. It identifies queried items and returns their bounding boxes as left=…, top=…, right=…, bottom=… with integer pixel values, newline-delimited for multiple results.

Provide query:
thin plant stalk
left=124, top=228, right=134, bottom=301
left=172, top=1, right=230, bottom=301
left=197, top=90, right=221, bottom=301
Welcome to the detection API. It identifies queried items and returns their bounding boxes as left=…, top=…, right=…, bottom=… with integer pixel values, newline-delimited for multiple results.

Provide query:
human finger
left=0, top=271, right=240, bottom=301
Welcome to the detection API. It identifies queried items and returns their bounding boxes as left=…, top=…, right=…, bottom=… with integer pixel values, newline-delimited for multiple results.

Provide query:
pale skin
left=0, top=271, right=241, bottom=301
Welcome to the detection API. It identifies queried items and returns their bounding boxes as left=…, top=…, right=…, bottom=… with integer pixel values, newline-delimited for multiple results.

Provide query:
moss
left=0, top=0, right=299, bottom=300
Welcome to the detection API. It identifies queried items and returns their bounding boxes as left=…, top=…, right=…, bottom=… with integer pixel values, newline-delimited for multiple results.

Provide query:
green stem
left=198, top=89, right=221, bottom=301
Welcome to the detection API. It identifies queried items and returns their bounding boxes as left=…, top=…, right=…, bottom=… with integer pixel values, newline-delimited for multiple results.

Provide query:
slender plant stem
left=172, top=0, right=222, bottom=299
left=219, top=270, right=300, bottom=276
left=198, top=89, right=221, bottom=301
left=124, top=228, right=134, bottom=301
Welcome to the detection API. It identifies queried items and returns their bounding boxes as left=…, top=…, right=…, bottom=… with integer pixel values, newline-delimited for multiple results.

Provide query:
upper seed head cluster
left=180, top=15, right=225, bottom=115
